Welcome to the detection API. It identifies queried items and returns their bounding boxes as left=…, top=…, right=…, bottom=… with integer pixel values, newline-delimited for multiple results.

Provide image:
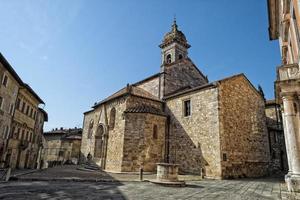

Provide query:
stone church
left=81, top=20, right=270, bottom=179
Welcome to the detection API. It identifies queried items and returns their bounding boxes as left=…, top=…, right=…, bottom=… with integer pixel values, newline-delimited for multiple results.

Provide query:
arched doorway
left=94, top=125, right=104, bottom=158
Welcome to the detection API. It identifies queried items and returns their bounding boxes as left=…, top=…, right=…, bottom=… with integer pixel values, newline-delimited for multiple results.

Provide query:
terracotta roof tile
left=125, top=104, right=166, bottom=116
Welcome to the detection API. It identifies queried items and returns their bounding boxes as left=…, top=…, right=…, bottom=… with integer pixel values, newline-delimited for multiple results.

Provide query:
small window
left=26, top=105, right=29, bottom=115
left=109, top=108, right=116, bottom=130
left=166, top=54, right=171, bottom=64
left=16, top=98, right=21, bottom=110
left=16, top=128, right=20, bottom=139
left=4, top=126, right=9, bottom=139
left=2, top=74, right=8, bottom=87
left=21, top=130, right=25, bottom=140
left=21, top=102, right=25, bottom=113
left=0, top=97, right=3, bottom=111
left=153, top=125, right=158, bottom=139
left=87, top=120, right=94, bottom=139
left=223, top=153, right=227, bottom=161
left=183, top=100, right=191, bottom=117
left=9, top=103, right=14, bottom=115
left=26, top=131, right=30, bottom=141
left=274, top=132, right=278, bottom=143
left=33, top=111, right=36, bottom=119
left=178, top=54, right=183, bottom=60
left=59, top=151, right=64, bottom=157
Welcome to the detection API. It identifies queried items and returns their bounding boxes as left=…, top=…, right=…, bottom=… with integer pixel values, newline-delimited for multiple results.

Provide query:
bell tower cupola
left=159, top=18, right=191, bottom=65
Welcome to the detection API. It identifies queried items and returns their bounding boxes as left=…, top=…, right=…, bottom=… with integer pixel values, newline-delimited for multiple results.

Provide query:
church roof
left=125, top=104, right=166, bottom=116
left=93, top=84, right=162, bottom=109
left=159, top=19, right=191, bottom=49
left=132, top=73, right=160, bottom=86
left=164, top=73, right=263, bottom=101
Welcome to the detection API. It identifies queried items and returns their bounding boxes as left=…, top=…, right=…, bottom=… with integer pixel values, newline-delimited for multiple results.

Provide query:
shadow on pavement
left=6, top=165, right=130, bottom=200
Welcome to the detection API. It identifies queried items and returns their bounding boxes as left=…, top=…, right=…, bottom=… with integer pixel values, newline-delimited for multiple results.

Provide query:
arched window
left=94, top=125, right=104, bottom=158
left=166, top=54, right=171, bottom=64
left=153, top=124, right=158, bottom=139
left=109, top=108, right=116, bottom=130
left=88, top=120, right=94, bottom=139
left=178, top=54, right=183, bottom=60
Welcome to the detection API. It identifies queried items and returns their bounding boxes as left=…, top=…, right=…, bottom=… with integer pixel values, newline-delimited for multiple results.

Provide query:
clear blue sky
left=0, top=0, right=281, bottom=131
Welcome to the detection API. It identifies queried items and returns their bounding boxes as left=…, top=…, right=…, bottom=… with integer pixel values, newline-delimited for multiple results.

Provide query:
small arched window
left=153, top=124, right=158, bottom=139
left=88, top=120, right=94, bottom=139
left=95, top=125, right=104, bottom=139
left=178, top=54, right=183, bottom=60
left=109, top=108, right=116, bottom=130
left=166, top=54, right=171, bottom=64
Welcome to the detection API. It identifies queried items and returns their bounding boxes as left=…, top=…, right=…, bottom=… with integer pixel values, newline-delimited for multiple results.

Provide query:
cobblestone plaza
left=0, top=178, right=297, bottom=200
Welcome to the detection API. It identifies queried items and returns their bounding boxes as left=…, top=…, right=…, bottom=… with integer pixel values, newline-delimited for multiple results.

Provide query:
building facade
left=0, top=53, right=23, bottom=168
left=81, top=21, right=271, bottom=179
left=43, top=128, right=82, bottom=168
left=268, top=0, right=300, bottom=192
left=0, top=53, right=47, bottom=169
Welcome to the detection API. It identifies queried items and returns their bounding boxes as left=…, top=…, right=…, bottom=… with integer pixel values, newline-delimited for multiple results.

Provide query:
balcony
left=277, top=63, right=300, bottom=81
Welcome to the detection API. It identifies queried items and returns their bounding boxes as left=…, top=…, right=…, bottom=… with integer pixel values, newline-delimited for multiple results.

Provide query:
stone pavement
left=4, top=165, right=300, bottom=199
left=11, top=165, right=202, bottom=182
left=0, top=178, right=299, bottom=200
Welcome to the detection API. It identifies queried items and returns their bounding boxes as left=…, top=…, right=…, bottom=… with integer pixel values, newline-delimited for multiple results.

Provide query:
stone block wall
left=218, top=75, right=270, bottom=178
left=105, top=98, right=126, bottom=172
left=81, top=97, right=127, bottom=172
left=166, top=87, right=222, bottom=178
left=122, top=113, right=166, bottom=172
left=134, top=76, right=160, bottom=98
left=163, top=58, right=208, bottom=96
left=81, top=111, right=95, bottom=160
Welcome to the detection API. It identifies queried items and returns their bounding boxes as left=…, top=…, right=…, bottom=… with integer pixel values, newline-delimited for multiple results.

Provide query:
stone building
left=268, top=0, right=300, bottom=192
left=265, top=99, right=288, bottom=173
left=81, top=20, right=270, bottom=179
left=0, top=53, right=47, bottom=169
left=0, top=53, right=23, bottom=167
left=43, top=127, right=82, bottom=168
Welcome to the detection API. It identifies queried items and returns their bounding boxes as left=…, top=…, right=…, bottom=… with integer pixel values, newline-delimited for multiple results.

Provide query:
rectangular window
left=2, top=74, right=8, bottom=87
left=293, top=9, right=300, bottom=51
left=183, top=99, right=191, bottom=117
left=26, top=131, right=29, bottom=141
left=9, top=103, right=14, bottom=115
left=223, top=153, right=227, bottom=161
left=16, top=128, right=20, bottom=139
left=26, top=105, right=29, bottom=115
left=32, top=134, right=36, bottom=143
left=21, top=102, right=25, bottom=113
left=0, top=97, right=3, bottom=111
left=4, top=126, right=10, bottom=139
left=59, top=151, right=64, bottom=157
left=16, top=98, right=21, bottom=110
left=21, top=130, right=25, bottom=140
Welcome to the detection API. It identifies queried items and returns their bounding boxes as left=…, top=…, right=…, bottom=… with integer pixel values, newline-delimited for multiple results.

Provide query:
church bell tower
left=159, top=19, right=191, bottom=65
